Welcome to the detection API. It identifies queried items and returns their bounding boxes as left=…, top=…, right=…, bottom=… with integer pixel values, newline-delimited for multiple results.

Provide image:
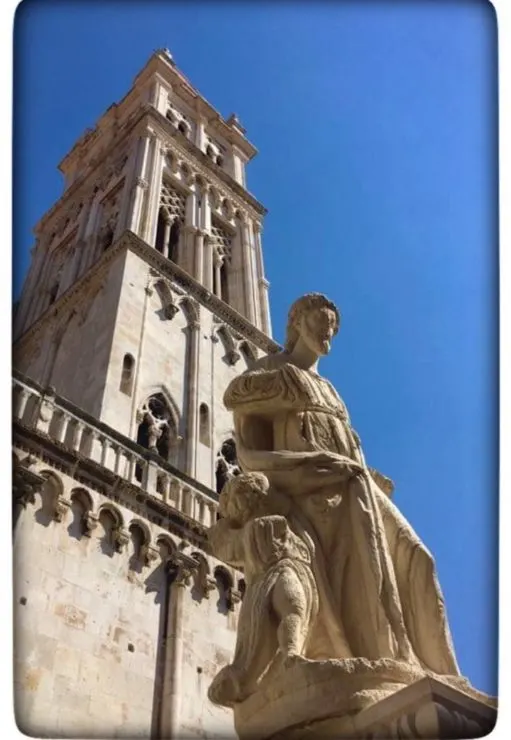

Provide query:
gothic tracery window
left=136, top=394, right=176, bottom=462
left=210, top=220, right=232, bottom=304
left=157, top=182, right=186, bottom=262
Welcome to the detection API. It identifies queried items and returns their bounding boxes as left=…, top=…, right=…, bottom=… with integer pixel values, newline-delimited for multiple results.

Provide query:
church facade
left=12, top=48, right=277, bottom=738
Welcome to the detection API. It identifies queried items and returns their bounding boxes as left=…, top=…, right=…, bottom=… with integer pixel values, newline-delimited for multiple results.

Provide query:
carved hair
left=285, top=293, right=341, bottom=352
left=218, top=472, right=270, bottom=524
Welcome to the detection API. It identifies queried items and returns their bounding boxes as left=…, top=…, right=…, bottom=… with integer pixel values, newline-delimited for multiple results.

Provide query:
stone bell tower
left=13, top=49, right=279, bottom=738
left=14, top=46, right=277, bottom=491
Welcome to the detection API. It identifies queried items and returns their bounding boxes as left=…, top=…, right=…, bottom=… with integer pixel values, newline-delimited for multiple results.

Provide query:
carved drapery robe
left=209, top=514, right=318, bottom=702
left=224, top=356, right=461, bottom=678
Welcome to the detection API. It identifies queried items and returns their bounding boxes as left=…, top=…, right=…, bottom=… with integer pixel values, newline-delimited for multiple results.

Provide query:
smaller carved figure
left=208, top=473, right=318, bottom=706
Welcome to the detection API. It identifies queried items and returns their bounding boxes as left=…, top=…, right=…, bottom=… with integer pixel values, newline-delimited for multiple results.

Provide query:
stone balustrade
left=12, top=373, right=218, bottom=529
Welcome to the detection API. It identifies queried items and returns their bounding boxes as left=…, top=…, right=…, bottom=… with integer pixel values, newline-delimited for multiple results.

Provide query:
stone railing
left=12, top=372, right=218, bottom=529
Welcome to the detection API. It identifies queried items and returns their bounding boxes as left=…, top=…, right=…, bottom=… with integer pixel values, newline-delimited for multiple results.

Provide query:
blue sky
left=14, top=1, right=498, bottom=694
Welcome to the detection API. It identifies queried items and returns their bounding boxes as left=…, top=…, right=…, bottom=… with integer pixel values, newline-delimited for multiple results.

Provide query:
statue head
left=285, top=293, right=341, bottom=356
left=218, top=472, right=270, bottom=525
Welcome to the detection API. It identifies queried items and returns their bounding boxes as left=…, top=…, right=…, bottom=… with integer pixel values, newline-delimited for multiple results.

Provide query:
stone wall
left=13, top=454, right=238, bottom=738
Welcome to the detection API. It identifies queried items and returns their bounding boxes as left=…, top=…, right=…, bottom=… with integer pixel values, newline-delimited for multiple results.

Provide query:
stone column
left=114, top=140, right=141, bottom=238
left=213, top=254, right=222, bottom=298
left=194, top=230, right=204, bottom=285
left=253, top=222, right=272, bottom=336
left=239, top=214, right=256, bottom=322
left=162, top=219, right=171, bottom=258
left=127, top=133, right=153, bottom=236
left=142, top=135, right=164, bottom=245
left=160, top=557, right=196, bottom=739
left=202, top=184, right=212, bottom=233
left=247, top=220, right=261, bottom=328
left=203, top=234, right=213, bottom=292
left=184, top=319, right=200, bottom=477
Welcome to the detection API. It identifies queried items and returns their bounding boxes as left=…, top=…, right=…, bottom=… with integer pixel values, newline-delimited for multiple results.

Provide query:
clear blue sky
left=14, top=1, right=497, bottom=694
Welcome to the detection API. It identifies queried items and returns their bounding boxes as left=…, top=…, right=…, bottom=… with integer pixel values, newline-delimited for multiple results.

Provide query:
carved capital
left=163, top=302, right=179, bottom=320
left=53, top=497, right=72, bottom=523
left=141, top=543, right=159, bottom=567
left=203, top=575, right=217, bottom=599
left=83, top=511, right=99, bottom=537
left=14, top=482, right=37, bottom=509
left=226, top=349, right=241, bottom=366
left=168, top=552, right=199, bottom=588
left=113, top=527, right=130, bottom=553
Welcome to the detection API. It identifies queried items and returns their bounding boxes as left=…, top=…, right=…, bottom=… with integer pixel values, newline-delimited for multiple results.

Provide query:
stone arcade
left=13, top=50, right=495, bottom=738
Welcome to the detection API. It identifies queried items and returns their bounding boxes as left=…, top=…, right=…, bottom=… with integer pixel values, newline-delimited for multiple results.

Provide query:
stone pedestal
left=232, top=658, right=496, bottom=740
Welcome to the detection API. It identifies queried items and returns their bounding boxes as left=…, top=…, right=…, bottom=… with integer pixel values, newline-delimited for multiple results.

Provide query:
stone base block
left=233, top=657, right=496, bottom=739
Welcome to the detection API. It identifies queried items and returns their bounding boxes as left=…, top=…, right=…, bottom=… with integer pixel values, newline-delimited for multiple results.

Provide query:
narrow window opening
left=120, top=354, right=135, bottom=396
left=155, top=209, right=167, bottom=254
left=199, top=404, right=210, bottom=447
left=220, top=261, right=229, bottom=304
left=168, top=220, right=180, bottom=263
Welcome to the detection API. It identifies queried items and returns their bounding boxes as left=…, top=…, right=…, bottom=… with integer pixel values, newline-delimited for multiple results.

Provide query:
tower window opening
left=220, top=261, right=229, bottom=304
left=120, top=354, right=135, bottom=396
left=199, top=404, right=210, bottom=447
left=168, top=220, right=180, bottom=263
left=155, top=209, right=167, bottom=255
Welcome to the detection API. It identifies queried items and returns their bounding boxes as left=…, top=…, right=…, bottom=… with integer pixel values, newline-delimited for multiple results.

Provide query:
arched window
left=120, top=354, right=135, bottom=396
left=166, top=110, right=176, bottom=126
left=206, top=145, right=215, bottom=159
left=199, top=404, right=210, bottom=447
left=178, top=120, right=189, bottom=137
left=216, top=155, right=224, bottom=168
left=215, top=438, right=240, bottom=493
left=155, top=208, right=167, bottom=254
left=168, top=220, right=180, bottom=263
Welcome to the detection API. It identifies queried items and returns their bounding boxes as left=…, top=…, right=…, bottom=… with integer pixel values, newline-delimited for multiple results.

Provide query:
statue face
left=300, top=306, right=338, bottom=356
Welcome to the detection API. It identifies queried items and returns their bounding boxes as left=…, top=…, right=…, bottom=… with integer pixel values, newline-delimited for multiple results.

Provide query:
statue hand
left=312, top=455, right=363, bottom=481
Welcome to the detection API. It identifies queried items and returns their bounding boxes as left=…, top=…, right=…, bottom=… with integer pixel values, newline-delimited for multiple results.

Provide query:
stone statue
left=208, top=293, right=494, bottom=739
left=209, top=472, right=318, bottom=706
